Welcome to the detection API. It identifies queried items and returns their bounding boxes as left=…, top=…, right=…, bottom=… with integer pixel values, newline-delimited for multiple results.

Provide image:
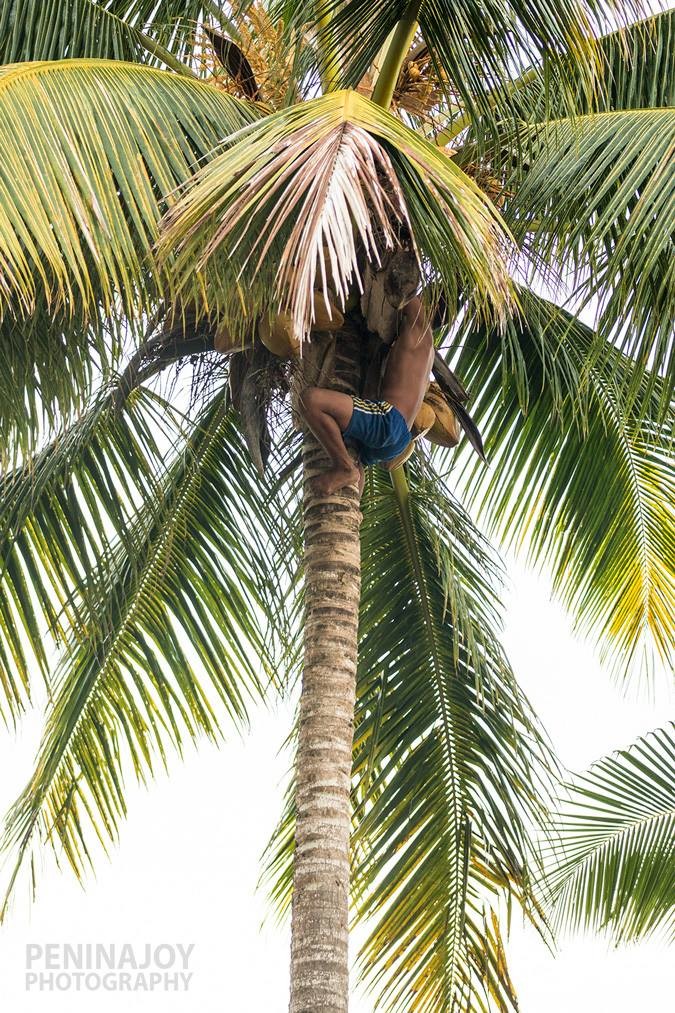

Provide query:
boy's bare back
left=381, top=300, right=434, bottom=427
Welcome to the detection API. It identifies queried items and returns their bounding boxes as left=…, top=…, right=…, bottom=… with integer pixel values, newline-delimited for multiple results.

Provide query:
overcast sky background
left=0, top=554, right=672, bottom=1012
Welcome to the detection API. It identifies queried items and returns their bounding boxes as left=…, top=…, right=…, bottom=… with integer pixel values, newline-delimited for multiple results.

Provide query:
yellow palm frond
left=0, top=59, right=256, bottom=323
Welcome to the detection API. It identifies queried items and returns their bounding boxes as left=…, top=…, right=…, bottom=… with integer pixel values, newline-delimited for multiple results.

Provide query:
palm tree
left=0, top=3, right=672, bottom=1011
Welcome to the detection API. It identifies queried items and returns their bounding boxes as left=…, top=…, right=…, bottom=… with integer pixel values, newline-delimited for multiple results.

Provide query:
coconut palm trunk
left=289, top=330, right=363, bottom=1012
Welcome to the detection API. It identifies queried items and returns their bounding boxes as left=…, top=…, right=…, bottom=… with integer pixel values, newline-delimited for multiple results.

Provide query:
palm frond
left=0, top=59, right=256, bottom=325
left=102, top=0, right=242, bottom=66
left=261, top=461, right=557, bottom=1012
left=0, top=0, right=183, bottom=70
left=106, top=0, right=239, bottom=54
left=0, top=0, right=240, bottom=70
left=0, top=386, right=175, bottom=721
left=505, top=108, right=675, bottom=412
left=450, top=289, right=675, bottom=685
left=593, top=9, right=675, bottom=112
left=274, top=0, right=640, bottom=144
left=545, top=724, right=675, bottom=944
left=351, top=462, right=555, bottom=1012
left=0, top=298, right=137, bottom=467
left=159, top=89, right=514, bottom=343
left=0, top=393, right=294, bottom=919
left=533, top=9, right=674, bottom=118
left=456, top=7, right=675, bottom=145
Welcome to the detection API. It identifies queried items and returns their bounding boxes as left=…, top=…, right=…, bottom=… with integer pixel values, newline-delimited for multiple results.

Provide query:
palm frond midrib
left=391, top=470, right=480, bottom=1001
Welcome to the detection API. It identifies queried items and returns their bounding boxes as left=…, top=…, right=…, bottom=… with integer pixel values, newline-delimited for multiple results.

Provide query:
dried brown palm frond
left=196, top=3, right=305, bottom=109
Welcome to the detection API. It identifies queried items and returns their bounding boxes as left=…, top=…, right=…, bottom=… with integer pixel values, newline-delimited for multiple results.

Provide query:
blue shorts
left=343, top=398, right=412, bottom=466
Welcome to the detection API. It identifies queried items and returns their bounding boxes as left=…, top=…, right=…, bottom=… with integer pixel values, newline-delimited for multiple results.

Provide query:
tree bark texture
left=289, top=325, right=364, bottom=1013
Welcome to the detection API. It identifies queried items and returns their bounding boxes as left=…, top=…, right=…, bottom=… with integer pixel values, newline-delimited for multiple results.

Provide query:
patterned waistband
left=352, top=397, right=393, bottom=415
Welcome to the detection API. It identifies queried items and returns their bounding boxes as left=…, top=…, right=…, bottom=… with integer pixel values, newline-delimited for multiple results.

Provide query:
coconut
left=412, top=401, right=435, bottom=435
left=258, top=313, right=301, bottom=358
left=213, top=322, right=238, bottom=353
left=421, top=382, right=461, bottom=448
left=311, top=290, right=344, bottom=332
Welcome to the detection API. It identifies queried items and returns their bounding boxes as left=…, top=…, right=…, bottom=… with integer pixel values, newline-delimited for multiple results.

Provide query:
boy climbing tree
left=301, top=296, right=434, bottom=493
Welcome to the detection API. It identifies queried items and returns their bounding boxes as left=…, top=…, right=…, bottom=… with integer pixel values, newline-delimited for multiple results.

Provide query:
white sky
left=0, top=557, right=672, bottom=1012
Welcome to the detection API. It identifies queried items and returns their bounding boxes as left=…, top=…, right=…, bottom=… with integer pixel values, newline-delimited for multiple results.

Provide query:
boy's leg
left=299, top=387, right=364, bottom=495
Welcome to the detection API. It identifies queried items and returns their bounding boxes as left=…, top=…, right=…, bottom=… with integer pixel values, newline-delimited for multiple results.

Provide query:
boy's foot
left=313, top=463, right=363, bottom=496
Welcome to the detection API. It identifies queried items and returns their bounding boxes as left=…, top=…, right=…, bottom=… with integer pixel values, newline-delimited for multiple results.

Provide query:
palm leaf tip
left=158, top=90, right=514, bottom=344
left=546, top=723, right=675, bottom=945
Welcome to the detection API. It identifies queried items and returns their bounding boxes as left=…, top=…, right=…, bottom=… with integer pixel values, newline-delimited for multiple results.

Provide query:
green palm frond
left=532, top=9, right=675, bottom=118
left=505, top=108, right=675, bottom=411
left=107, top=0, right=239, bottom=55
left=593, top=8, right=675, bottom=112
left=0, top=0, right=141, bottom=64
left=0, top=1, right=234, bottom=71
left=159, top=89, right=514, bottom=342
left=456, top=7, right=675, bottom=143
left=0, top=385, right=176, bottom=720
left=261, top=462, right=556, bottom=1012
left=545, top=724, right=675, bottom=945
left=0, top=59, right=256, bottom=325
left=0, top=0, right=184, bottom=71
left=94, top=0, right=243, bottom=63
left=0, top=394, right=294, bottom=918
left=351, top=463, right=554, bottom=1012
left=274, top=0, right=625, bottom=143
left=0, top=57, right=256, bottom=453
left=450, top=289, right=674, bottom=685
left=0, top=298, right=139, bottom=466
